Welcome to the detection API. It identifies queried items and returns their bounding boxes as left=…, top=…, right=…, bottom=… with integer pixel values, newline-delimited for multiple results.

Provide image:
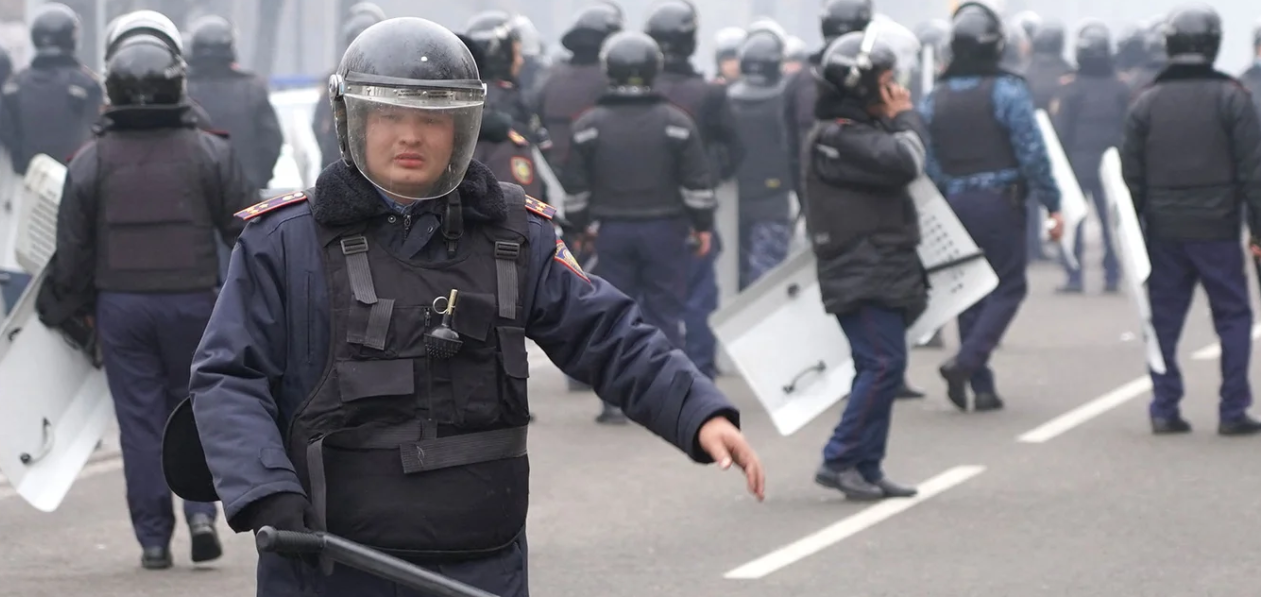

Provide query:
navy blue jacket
left=190, top=159, right=739, bottom=526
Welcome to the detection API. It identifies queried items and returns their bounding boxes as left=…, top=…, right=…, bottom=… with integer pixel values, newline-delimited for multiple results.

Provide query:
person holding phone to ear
left=803, top=30, right=928, bottom=501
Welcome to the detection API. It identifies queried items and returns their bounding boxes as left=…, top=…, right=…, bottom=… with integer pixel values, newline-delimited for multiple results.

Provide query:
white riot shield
left=0, top=146, right=21, bottom=273
left=531, top=146, right=565, bottom=217
left=1099, top=148, right=1166, bottom=374
left=14, top=155, right=67, bottom=275
left=1035, top=110, right=1089, bottom=269
left=712, top=176, right=998, bottom=436
left=0, top=266, right=115, bottom=512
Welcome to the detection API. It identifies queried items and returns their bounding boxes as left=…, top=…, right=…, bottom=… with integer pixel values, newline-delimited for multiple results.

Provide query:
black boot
left=973, top=392, right=1005, bottom=412
left=595, top=403, right=628, bottom=425
left=141, top=546, right=172, bottom=570
left=814, top=466, right=884, bottom=501
left=896, top=380, right=926, bottom=400
left=189, top=513, right=222, bottom=564
left=1151, top=416, right=1192, bottom=435
left=938, top=358, right=970, bottom=411
left=873, top=477, right=918, bottom=498
left=1219, top=415, right=1261, bottom=436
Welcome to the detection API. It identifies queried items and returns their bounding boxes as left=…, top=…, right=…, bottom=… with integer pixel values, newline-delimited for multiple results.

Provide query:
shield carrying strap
left=340, top=235, right=394, bottom=351
left=494, top=241, right=520, bottom=319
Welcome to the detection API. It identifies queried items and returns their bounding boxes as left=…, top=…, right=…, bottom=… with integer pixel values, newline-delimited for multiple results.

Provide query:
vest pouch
left=334, top=358, right=417, bottom=428
left=496, top=326, right=531, bottom=426
left=320, top=432, right=530, bottom=559
left=444, top=292, right=503, bottom=428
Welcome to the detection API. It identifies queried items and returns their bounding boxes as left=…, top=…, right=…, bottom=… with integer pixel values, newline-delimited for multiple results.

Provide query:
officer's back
left=1, top=4, right=103, bottom=173
left=537, top=4, right=621, bottom=174
left=185, top=16, right=283, bottom=192
left=1052, top=23, right=1130, bottom=187
left=1023, top=21, right=1074, bottom=111
left=459, top=32, right=545, bottom=199
left=727, top=34, right=791, bottom=213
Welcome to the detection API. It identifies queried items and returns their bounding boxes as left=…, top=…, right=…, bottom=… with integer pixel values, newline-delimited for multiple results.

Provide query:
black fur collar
left=310, top=159, right=507, bottom=227
left=1153, top=63, right=1234, bottom=84
left=597, top=91, right=667, bottom=106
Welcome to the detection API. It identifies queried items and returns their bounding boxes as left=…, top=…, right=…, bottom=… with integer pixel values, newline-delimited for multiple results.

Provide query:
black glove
left=237, top=492, right=318, bottom=535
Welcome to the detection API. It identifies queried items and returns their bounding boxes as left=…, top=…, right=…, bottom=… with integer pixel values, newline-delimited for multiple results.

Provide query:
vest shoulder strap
left=492, top=182, right=534, bottom=321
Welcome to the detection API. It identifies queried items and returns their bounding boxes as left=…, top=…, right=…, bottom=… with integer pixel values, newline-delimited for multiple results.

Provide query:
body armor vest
left=288, top=183, right=534, bottom=561
left=928, top=78, right=1020, bottom=177
left=728, top=81, right=792, bottom=205
left=655, top=71, right=711, bottom=135
left=540, top=62, right=606, bottom=172
left=1143, top=84, right=1234, bottom=189
left=95, top=127, right=220, bottom=292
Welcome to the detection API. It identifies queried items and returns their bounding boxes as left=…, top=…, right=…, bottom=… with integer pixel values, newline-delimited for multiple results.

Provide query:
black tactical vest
left=656, top=71, right=711, bottom=134
left=94, top=127, right=220, bottom=293
left=288, top=183, right=534, bottom=561
left=540, top=62, right=607, bottom=172
left=729, top=81, right=792, bottom=207
left=1143, top=84, right=1234, bottom=189
left=928, top=78, right=1020, bottom=177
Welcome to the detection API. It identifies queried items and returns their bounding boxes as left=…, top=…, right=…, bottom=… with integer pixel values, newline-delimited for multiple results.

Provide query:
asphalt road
left=4, top=244, right=1261, bottom=597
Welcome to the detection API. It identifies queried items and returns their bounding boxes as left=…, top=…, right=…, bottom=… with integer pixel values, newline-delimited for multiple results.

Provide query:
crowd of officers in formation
left=8, top=0, right=1261, bottom=594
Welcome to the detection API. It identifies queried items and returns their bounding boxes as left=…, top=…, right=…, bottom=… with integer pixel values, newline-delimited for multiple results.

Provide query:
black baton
left=255, top=527, right=501, bottom=597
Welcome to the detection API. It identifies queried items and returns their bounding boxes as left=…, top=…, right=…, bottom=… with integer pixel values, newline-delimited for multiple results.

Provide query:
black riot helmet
left=817, top=29, right=898, bottom=104
left=747, top=17, right=787, bottom=44
left=31, top=3, right=80, bottom=58
left=644, top=0, right=699, bottom=60
left=329, top=17, right=485, bottom=200
left=601, top=31, right=663, bottom=93
left=1141, top=17, right=1167, bottom=66
left=105, top=10, right=183, bottom=61
left=950, top=2, right=1006, bottom=67
left=1163, top=3, right=1221, bottom=66
left=738, top=30, right=784, bottom=85
left=820, top=0, right=873, bottom=43
left=465, top=10, right=518, bottom=81
left=785, top=35, right=807, bottom=64
left=714, top=27, right=747, bottom=62
left=1075, top=21, right=1112, bottom=69
left=105, top=33, right=186, bottom=107
left=1032, top=20, right=1065, bottom=55
left=562, top=3, right=623, bottom=52
left=1115, top=24, right=1146, bottom=70
left=189, top=15, right=235, bottom=63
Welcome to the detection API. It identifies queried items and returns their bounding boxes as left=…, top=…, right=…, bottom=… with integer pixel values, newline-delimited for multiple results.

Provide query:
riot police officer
left=510, top=14, right=548, bottom=104
left=1116, top=24, right=1148, bottom=82
left=186, top=15, right=283, bottom=192
left=104, top=9, right=217, bottom=129
left=784, top=0, right=872, bottom=202
left=1238, top=21, right=1261, bottom=116
left=728, top=31, right=791, bottom=289
left=0, top=3, right=102, bottom=174
left=313, top=4, right=385, bottom=168
left=1120, top=4, right=1261, bottom=436
left=783, top=35, right=807, bottom=75
left=1051, top=21, right=1127, bottom=294
left=1126, top=18, right=1167, bottom=101
left=38, top=32, right=256, bottom=570
left=920, top=2, right=1063, bottom=412
left=462, top=33, right=544, bottom=199
left=560, top=31, right=718, bottom=423
left=466, top=11, right=550, bottom=151
left=644, top=0, right=745, bottom=380
left=806, top=29, right=926, bottom=501
left=1025, top=20, right=1073, bottom=111
left=537, top=2, right=621, bottom=176
left=714, top=27, right=746, bottom=82
left=910, top=19, right=950, bottom=105
left=171, top=19, right=763, bottom=596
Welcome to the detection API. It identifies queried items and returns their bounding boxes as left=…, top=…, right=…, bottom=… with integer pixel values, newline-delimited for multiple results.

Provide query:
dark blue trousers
left=822, top=305, right=907, bottom=482
left=594, top=217, right=690, bottom=348
left=1060, top=179, right=1119, bottom=288
left=97, top=291, right=219, bottom=549
left=257, top=534, right=528, bottom=597
left=684, top=231, right=722, bottom=377
left=1146, top=239, right=1253, bottom=421
left=738, top=219, right=792, bottom=290
left=949, top=190, right=1029, bottom=394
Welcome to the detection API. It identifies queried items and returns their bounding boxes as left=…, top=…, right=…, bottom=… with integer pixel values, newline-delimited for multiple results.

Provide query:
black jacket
left=1024, top=53, right=1075, bottom=112
left=0, top=55, right=103, bottom=173
left=804, top=97, right=929, bottom=321
left=1240, top=62, right=1261, bottom=119
left=560, top=92, right=715, bottom=231
left=1121, top=64, right=1261, bottom=241
left=1051, top=66, right=1131, bottom=185
left=187, top=62, right=284, bottom=190
left=654, top=61, right=746, bottom=183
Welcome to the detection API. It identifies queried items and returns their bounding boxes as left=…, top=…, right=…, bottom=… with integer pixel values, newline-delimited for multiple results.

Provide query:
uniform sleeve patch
left=554, top=239, right=590, bottom=283
left=235, top=191, right=308, bottom=220
left=507, top=129, right=528, bottom=146
left=523, top=195, right=556, bottom=220
left=511, top=156, right=535, bottom=185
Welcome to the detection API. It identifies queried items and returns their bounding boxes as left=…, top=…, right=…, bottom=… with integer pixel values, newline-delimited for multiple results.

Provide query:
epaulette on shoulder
left=523, top=195, right=556, bottom=220
left=507, top=129, right=528, bottom=147
left=235, top=191, right=308, bottom=221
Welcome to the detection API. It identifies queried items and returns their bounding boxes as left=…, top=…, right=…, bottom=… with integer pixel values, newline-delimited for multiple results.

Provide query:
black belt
left=305, top=425, right=528, bottom=532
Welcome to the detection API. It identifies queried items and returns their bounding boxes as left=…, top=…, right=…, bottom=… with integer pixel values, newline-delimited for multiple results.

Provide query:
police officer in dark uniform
left=0, top=3, right=102, bottom=174
left=178, top=19, right=763, bottom=596
left=1050, top=21, right=1127, bottom=294
left=1238, top=21, right=1261, bottom=116
left=104, top=9, right=217, bottom=129
left=728, top=31, right=792, bottom=289
left=561, top=31, right=717, bottom=424
left=37, top=32, right=256, bottom=570
left=466, top=11, right=550, bottom=152
left=1125, top=19, right=1167, bottom=102
left=805, top=29, right=926, bottom=501
left=1024, top=20, right=1073, bottom=112
left=644, top=0, right=745, bottom=380
left=1116, top=24, right=1148, bottom=84
left=784, top=35, right=807, bottom=75
left=1120, top=4, right=1261, bottom=436
left=714, top=27, right=746, bottom=83
left=920, top=2, right=1063, bottom=411
left=462, top=33, right=544, bottom=199
left=313, top=4, right=385, bottom=168
left=784, top=0, right=871, bottom=204
left=186, top=15, right=284, bottom=192
left=537, top=2, right=621, bottom=177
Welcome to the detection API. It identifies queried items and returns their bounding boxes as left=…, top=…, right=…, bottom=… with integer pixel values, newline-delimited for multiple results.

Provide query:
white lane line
left=0, top=457, right=124, bottom=502
left=723, top=465, right=986, bottom=580
left=1191, top=323, right=1261, bottom=361
left=1017, top=377, right=1153, bottom=444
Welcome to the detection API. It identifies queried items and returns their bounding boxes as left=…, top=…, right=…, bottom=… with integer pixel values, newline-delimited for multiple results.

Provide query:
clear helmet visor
left=868, top=16, right=922, bottom=87
left=344, top=84, right=484, bottom=201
